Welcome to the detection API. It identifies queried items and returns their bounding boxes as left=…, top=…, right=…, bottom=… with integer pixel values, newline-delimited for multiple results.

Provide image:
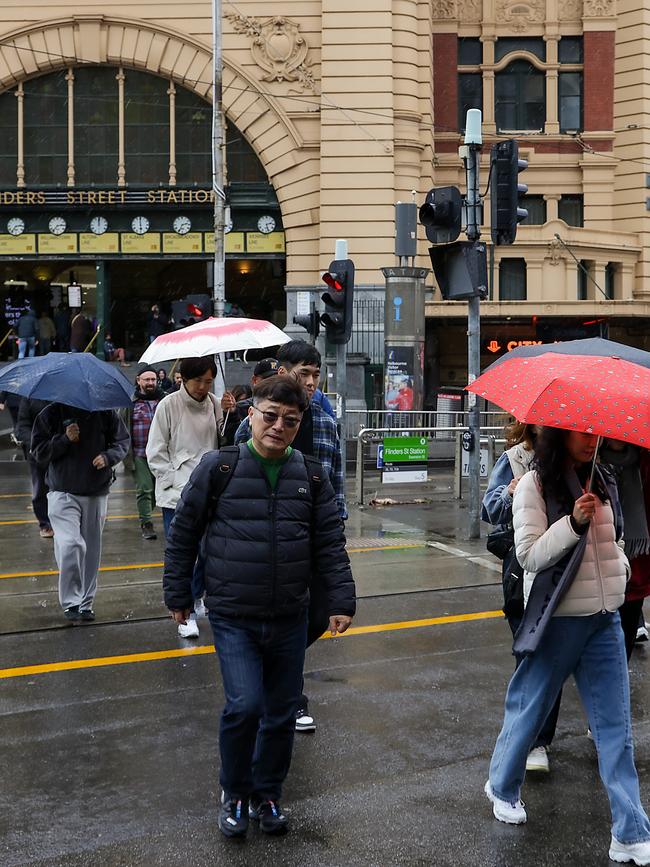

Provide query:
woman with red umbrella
left=484, top=426, right=650, bottom=865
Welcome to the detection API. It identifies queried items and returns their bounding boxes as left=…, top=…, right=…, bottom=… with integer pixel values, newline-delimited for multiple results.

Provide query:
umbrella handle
left=586, top=436, right=602, bottom=493
left=220, top=408, right=230, bottom=437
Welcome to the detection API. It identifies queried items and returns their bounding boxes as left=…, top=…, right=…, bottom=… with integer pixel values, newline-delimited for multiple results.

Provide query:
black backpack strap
left=302, top=454, right=324, bottom=504
left=207, top=445, right=240, bottom=519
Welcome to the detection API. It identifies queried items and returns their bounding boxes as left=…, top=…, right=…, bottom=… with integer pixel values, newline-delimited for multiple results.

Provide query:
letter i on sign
left=393, top=297, right=403, bottom=321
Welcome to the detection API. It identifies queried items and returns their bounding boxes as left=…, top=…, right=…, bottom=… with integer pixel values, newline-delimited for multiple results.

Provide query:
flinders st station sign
left=0, top=188, right=217, bottom=207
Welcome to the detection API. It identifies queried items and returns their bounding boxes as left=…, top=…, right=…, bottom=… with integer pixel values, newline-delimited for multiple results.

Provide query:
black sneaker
left=295, top=695, right=316, bottom=732
left=79, top=609, right=95, bottom=622
left=64, top=605, right=81, bottom=623
left=141, top=521, right=157, bottom=541
left=249, top=797, right=289, bottom=835
left=218, top=794, right=249, bottom=838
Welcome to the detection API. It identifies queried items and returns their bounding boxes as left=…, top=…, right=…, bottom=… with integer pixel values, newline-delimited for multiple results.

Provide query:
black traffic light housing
left=428, top=241, right=488, bottom=301
left=293, top=303, right=320, bottom=341
left=320, top=258, right=355, bottom=345
left=419, top=186, right=463, bottom=245
left=490, top=140, right=528, bottom=246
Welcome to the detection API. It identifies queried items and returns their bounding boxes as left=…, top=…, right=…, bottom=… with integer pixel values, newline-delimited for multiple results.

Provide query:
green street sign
left=382, top=436, right=428, bottom=464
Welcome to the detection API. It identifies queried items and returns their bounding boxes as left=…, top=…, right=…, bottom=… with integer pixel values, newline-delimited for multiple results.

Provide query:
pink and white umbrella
left=139, top=317, right=290, bottom=364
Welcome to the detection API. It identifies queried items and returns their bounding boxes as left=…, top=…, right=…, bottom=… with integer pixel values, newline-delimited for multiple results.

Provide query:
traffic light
left=490, top=140, right=528, bottom=246
left=429, top=241, right=488, bottom=300
left=320, top=258, right=354, bottom=345
left=418, top=186, right=462, bottom=245
left=293, top=303, right=320, bottom=341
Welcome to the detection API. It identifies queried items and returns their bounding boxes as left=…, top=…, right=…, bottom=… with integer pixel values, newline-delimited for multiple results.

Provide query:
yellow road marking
left=0, top=514, right=144, bottom=526
left=0, top=610, right=503, bottom=679
left=0, top=544, right=427, bottom=579
left=0, top=489, right=138, bottom=499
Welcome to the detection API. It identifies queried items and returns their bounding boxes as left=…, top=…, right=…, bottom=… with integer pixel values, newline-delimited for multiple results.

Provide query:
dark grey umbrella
left=483, top=337, right=650, bottom=373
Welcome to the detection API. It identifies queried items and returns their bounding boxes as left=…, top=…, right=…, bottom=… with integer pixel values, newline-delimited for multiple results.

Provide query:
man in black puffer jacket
left=164, top=375, right=355, bottom=840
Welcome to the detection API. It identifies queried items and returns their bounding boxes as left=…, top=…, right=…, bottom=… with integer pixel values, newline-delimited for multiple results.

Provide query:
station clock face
left=90, top=216, right=108, bottom=235
left=257, top=215, right=276, bottom=234
left=49, top=216, right=67, bottom=236
left=7, top=217, right=25, bottom=236
left=173, top=215, right=192, bottom=235
left=132, top=216, right=150, bottom=235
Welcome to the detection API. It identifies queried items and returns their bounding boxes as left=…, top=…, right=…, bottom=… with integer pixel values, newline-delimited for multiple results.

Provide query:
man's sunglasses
left=252, top=406, right=301, bottom=429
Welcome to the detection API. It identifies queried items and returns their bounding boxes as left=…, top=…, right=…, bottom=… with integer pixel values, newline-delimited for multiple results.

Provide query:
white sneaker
left=178, top=615, right=200, bottom=639
left=636, top=624, right=649, bottom=643
left=525, top=746, right=550, bottom=773
left=295, top=710, right=316, bottom=733
left=194, top=597, right=208, bottom=618
left=484, top=780, right=527, bottom=824
left=609, top=836, right=650, bottom=865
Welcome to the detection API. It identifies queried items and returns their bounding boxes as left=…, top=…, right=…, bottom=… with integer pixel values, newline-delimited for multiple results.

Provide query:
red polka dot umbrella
left=466, top=352, right=650, bottom=448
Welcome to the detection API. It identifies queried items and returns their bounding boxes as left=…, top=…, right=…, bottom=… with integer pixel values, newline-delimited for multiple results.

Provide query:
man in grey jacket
left=32, top=404, right=129, bottom=622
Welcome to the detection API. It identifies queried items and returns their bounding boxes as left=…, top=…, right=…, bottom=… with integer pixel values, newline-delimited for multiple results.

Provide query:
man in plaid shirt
left=234, top=340, right=347, bottom=734
left=127, top=366, right=166, bottom=540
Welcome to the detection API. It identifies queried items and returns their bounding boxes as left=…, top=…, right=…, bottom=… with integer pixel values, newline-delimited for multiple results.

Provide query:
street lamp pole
left=212, top=0, right=226, bottom=319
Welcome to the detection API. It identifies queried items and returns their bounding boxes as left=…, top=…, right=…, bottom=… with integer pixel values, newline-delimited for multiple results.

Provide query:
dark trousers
left=508, top=610, right=562, bottom=749
left=29, top=457, right=50, bottom=528
left=162, top=506, right=204, bottom=600
left=209, top=610, right=308, bottom=800
left=619, top=598, right=645, bottom=662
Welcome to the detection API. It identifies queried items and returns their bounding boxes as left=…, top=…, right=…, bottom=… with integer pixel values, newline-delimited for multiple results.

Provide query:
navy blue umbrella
left=483, top=337, right=650, bottom=373
left=0, top=353, right=133, bottom=410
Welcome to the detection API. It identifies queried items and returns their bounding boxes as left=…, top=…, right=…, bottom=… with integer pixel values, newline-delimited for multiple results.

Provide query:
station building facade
left=0, top=1, right=646, bottom=381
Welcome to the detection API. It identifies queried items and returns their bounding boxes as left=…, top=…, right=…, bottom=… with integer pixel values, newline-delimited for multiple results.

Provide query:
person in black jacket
left=164, top=375, right=355, bottom=840
left=31, top=404, right=129, bottom=622
left=16, top=397, right=53, bottom=538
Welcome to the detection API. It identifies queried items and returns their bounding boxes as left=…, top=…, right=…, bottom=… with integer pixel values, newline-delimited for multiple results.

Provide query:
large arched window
left=495, top=60, right=545, bottom=132
left=0, top=67, right=271, bottom=189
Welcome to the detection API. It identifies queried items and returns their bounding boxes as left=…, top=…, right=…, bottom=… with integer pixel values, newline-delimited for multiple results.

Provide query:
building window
left=495, top=61, right=545, bottom=132
left=458, top=37, right=482, bottom=65
left=458, top=74, right=483, bottom=130
left=124, top=70, right=169, bottom=185
left=559, top=72, right=583, bottom=133
left=605, top=262, right=617, bottom=300
left=558, top=194, right=584, bottom=227
left=74, top=68, right=119, bottom=186
left=499, top=258, right=527, bottom=301
left=521, top=195, right=546, bottom=225
left=577, top=260, right=590, bottom=300
left=0, top=91, right=17, bottom=186
left=23, top=71, right=68, bottom=185
left=559, top=36, right=583, bottom=64
left=495, top=38, right=546, bottom=63
left=175, top=87, right=211, bottom=185
left=226, top=123, right=269, bottom=183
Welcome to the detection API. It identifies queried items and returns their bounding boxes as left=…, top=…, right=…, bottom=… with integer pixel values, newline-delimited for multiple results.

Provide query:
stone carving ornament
left=559, top=0, right=583, bottom=20
left=496, top=0, right=545, bottom=31
left=583, top=0, right=614, bottom=15
left=431, top=0, right=457, bottom=18
left=458, top=0, right=482, bottom=22
left=227, top=13, right=315, bottom=92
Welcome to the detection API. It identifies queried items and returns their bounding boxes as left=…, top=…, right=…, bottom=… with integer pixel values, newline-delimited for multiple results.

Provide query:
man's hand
left=0, top=402, right=5, bottom=411
left=169, top=608, right=193, bottom=625
left=573, top=492, right=596, bottom=526
left=65, top=423, right=80, bottom=443
left=92, top=454, right=108, bottom=469
left=220, top=391, right=236, bottom=412
left=329, top=614, right=352, bottom=636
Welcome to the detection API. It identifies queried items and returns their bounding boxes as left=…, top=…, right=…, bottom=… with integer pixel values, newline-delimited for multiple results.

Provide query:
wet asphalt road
left=1, top=457, right=650, bottom=865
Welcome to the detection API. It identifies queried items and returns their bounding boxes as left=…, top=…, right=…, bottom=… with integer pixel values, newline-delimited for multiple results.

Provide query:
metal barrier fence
left=354, top=425, right=506, bottom=505
left=344, top=409, right=509, bottom=441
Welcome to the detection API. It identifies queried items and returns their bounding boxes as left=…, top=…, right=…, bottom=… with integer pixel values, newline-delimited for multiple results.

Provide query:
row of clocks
left=4, top=214, right=278, bottom=237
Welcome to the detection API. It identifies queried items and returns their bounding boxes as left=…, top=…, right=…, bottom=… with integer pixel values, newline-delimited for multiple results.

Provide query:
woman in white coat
left=485, top=427, right=650, bottom=866
left=146, top=356, right=222, bottom=637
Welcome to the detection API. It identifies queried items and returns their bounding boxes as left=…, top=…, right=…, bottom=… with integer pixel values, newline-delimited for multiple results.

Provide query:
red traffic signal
left=321, top=258, right=355, bottom=345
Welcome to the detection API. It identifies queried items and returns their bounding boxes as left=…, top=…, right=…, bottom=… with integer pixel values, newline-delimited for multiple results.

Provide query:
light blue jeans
left=18, top=336, right=36, bottom=358
left=489, top=611, right=650, bottom=844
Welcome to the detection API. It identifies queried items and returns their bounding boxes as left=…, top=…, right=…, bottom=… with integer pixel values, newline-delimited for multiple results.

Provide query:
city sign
left=0, top=187, right=216, bottom=208
left=382, top=436, right=428, bottom=484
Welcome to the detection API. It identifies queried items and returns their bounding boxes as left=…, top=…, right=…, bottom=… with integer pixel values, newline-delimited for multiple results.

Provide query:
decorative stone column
left=116, top=68, right=126, bottom=187
left=16, top=83, right=24, bottom=188
left=66, top=68, right=75, bottom=187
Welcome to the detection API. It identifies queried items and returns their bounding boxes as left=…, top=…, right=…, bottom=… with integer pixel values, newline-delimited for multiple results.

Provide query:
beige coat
left=513, top=470, right=629, bottom=617
left=145, top=384, right=222, bottom=510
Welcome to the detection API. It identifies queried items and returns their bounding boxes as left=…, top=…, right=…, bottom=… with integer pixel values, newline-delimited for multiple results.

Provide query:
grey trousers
left=47, top=491, right=108, bottom=611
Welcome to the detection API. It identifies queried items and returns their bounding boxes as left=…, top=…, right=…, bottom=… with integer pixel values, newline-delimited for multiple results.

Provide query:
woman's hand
left=507, top=476, right=522, bottom=496
left=573, top=492, right=596, bottom=526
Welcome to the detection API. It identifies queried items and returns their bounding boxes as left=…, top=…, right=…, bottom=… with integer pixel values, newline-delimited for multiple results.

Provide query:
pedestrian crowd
left=7, top=333, right=650, bottom=864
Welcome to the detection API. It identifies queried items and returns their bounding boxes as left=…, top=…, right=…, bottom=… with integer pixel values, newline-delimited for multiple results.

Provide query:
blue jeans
left=18, top=337, right=36, bottom=358
left=162, top=506, right=205, bottom=601
left=210, top=610, right=308, bottom=800
left=489, top=611, right=650, bottom=844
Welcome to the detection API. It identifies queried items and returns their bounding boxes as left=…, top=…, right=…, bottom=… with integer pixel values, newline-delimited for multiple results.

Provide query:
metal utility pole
left=212, top=0, right=226, bottom=318
left=463, top=109, right=483, bottom=539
